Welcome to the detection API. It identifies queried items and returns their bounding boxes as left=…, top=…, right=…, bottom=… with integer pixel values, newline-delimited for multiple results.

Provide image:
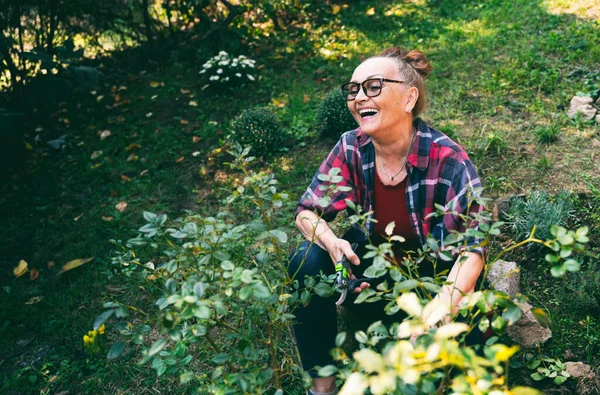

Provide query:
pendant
left=390, top=176, right=393, bottom=181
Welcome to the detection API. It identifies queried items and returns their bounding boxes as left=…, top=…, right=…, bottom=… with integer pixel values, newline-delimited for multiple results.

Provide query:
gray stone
left=507, top=302, right=552, bottom=348
left=487, top=259, right=520, bottom=298
left=567, top=96, right=597, bottom=121
left=566, top=362, right=592, bottom=378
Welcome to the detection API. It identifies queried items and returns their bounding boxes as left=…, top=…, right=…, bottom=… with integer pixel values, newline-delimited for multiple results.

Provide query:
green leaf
left=180, top=371, right=195, bottom=384
left=550, top=264, right=566, bottom=277
left=421, top=282, right=441, bottom=293
left=221, top=260, right=234, bottom=271
left=318, top=365, right=337, bottom=377
left=148, top=338, right=167, bottom=357
left=241, top=269, right=254, bottom=284
left=545, top=254, right=558, bottom=263
left=530, top=372, right=545, bottom=381
left=94, top=310, right=115, bottom=329
left=335, top=332, right=346, bottom=347
left=269, top=229, right=288, bottom=244
left=354, top=288, right=375, bottom=304
left=211, top=353, right=229, bottom=365
left=253, top=283, right=271, bottom=299
left=564, top=259, right=580, bottom=272
left=396, top=279, right=419, bottom=291
left=107, top=341, right=126, bottom=360
left=553, top=375, right=568, bottom=385
left=355, top=330, right=368, bottom=343
left=314, top=282, right=334, bottom=298
left=527, top=359, right=541, bottom=369
left=239, top=286, right=253, bottom=300
left=502, top=304, right=522, bottom=325
left=115, top=306, right=128, bottom=318
left=511, top=387, right=543, bottom=395
left=557, top=233, right=574, bottom=245
left=575, top=226, right=589, bottom=243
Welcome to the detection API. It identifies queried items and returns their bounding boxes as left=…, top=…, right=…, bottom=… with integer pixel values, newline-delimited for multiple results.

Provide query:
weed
left=481, top=133, right=507, bottom=156
left=535, top=125, right=560, bottom=144
left=535, top=155, right=552, bottom=173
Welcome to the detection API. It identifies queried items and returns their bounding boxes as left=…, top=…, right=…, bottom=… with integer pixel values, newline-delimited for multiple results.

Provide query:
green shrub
left=506, top=191, right=574, bottom=241
left=316, top=88, right=357, bottom=140
left=535, top=125, right=560, bottom=144
left=229, top=107, right=284, bottom=157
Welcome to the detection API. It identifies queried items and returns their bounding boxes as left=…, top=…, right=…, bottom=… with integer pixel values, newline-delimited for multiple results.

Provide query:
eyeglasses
left=341, top=78, right=405, bottom=101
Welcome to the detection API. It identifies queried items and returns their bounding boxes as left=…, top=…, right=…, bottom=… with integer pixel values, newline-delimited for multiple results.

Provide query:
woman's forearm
left=437, top=252, right=483, bottom=312
left=295, top=210, right=337, bottom=251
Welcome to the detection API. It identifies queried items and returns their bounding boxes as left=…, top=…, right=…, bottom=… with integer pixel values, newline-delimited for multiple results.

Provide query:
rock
left=567, top=96, right=597, bottom=121
left=487, top=259, right=520, bottom=298
left=507, top=302, right=552, bottom=348
left=566, top=362, right=592, bottom=378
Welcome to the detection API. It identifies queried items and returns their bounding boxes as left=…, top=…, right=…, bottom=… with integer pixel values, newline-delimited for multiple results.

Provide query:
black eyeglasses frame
left=341, top=78, right=405, bottom=101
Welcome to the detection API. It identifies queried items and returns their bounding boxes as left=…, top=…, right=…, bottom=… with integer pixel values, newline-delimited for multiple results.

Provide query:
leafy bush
left=101, top=150, right=595, bottom=394
left=506, top=191, right=573, bottom=242
left=199, top=51, right=257, bottom=90
left=229, top=107, right=284, bottom=157
left=316, top=88, right=357, bottom=140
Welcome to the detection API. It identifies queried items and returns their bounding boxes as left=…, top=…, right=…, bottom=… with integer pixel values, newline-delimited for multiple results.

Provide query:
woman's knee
left=287, top=241, right=331, bottom=284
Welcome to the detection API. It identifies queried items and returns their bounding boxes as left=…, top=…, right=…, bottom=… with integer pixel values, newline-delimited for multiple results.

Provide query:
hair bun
left=378, top=47, right=433, bottom=79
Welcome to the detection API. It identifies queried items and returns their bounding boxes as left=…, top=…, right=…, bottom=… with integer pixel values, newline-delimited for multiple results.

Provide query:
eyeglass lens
left=342, top=78, right=383, bottom=100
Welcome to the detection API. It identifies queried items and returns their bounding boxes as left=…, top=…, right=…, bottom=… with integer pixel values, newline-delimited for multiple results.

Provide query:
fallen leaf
left=149, top=81, right=160, bottom=88
left=57, top=257, right=94, bottom=275
left=303, top=94, right=311, bottom=103
left=30, top=269, right=40, bottom=281
left=111, top=86, right=117, bottom=93
left=115, top=201, right=128, bottom=212
left=120, top=174, right=131, bottom=182
left=126, top=153, right=136, bottom=162
left=366, top=7, right=375, bottom=15
left=100, top=130, right=111, bottom=140
left=47, top=261, right=55, bottom=268
left=118, top=85, right=127, bottom=91
left=115, top=93, right=121, bottom=102
left=97, top=95, right=104, bottom=102
left=151, top=95, right=158, bottom=100
left=140, top=169, right=148, bottom=176
left=74, top=214, right=83, bottom=221
left=90, top=163, right=103, bottom=169
left=102, top=216, right=113, bottom=221
left=146, top=112, right=153, bottom=118
left=125, top=143, right=141, bottom=151
left=147, top=274, right=157, bottom=281
left=105, top=285, right=125, bottom=293
left=272, top=98, right=286, bottom=108
left=192, top=136, right=200, bottom=143
left=180, top=89, right=191, bottom=94
left=91, top=150, right=103, bottom=160
left=180, top=119, right=189, bottom=125
left=189, top=101, right=198, bottom=107
left=192, top=151, right=200, bottom=157
left=13, top=260, right=28, bottom=278
left=176, top=157, right=185, bottom=163
left=116, top=115, right=126, bottom=123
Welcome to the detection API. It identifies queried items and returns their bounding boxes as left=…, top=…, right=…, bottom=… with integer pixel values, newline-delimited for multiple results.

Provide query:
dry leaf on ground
left=30, top=269, right=40, bottom=281
left=13, top=260, right=28, bottom=278
left=115, top=201, right=128, bottom=212
left=57, top=257, right=94, bottom=275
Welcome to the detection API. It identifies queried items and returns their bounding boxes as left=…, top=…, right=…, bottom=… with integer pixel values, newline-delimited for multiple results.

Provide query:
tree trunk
left=142, top=0, right=154, bottom=49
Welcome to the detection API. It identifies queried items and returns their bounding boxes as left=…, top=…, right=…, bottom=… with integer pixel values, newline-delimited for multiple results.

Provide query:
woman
left=288, top=47, right=485, bottom=395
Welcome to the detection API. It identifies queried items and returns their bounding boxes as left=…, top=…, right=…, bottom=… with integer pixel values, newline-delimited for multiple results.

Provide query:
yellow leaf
left=366, top=7, right=375, bottom=15
left=120, top=174, right=131, bottom=182
left=25, top=142, right=33, bottom=150
left=25, top=296, right=43, bottom=305
left=125, top=143, right=141, bottom=151
left=57, top=257, right=94, bottom=275
left=13, top=260, right=28, bottom=278
left=102, top=216, right=114, bottom=222
left=30, top=269, right=40, bottom=281
left=180, top=119, right=189, bottom=125
left=99, top=130, right=111, bottom=140
left=180, top=89, right=191, bottom=94
left=74, top=214, right=83, bottom=221
left=149, top=81, right=160, bottom=88
left=176, top=156, right=185, bottom=163
left=188, top=101, right=198, bottom=107
left=115, top=201, right=128, bottom=212
left=192, top=136, right=200, bottom=143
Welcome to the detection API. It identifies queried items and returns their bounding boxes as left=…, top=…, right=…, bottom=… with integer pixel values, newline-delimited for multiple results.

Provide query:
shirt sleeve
left=295, top=133, right=358, bottom=222
left=443, top=157, right=487, bottom=257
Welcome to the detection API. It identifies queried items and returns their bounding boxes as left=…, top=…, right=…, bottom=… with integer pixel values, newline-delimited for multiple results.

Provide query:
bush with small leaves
left=199, top=51, right=257, bottom=90
left=316, top=88, right=357, bottom=140
left=229, top=107, right=284, bottom=157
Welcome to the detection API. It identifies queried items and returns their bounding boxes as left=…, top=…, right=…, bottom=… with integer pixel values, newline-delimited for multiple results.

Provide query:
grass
left=1, top=0, right=600, bottom=393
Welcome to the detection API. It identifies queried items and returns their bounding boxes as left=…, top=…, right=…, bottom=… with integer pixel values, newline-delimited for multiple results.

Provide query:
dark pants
left=287, top=228, right=399, bottom=376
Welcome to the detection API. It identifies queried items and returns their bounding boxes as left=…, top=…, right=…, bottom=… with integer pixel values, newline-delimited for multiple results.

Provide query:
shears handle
left=335, top=243, right=358, bottom=288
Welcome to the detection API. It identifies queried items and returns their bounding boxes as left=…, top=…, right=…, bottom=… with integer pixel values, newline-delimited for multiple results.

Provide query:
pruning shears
left=335, top=243, right=358, bottom=306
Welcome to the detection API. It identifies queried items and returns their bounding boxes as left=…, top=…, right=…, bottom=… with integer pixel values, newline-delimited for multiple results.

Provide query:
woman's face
left=347, top=57, right=416, bottom=138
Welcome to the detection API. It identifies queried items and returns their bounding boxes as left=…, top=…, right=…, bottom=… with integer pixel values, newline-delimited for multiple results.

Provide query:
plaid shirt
left=296, top=118, right=485, bottom=255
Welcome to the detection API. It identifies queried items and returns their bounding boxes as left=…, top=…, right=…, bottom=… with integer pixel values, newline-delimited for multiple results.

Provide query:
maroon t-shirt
left=372, top=169, right=421, bottom=258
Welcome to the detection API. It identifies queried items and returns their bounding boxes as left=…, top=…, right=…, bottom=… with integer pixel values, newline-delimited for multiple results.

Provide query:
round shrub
left=229, top=107, right=284, bottom=157
left=316, top=88, right=357, bottom=140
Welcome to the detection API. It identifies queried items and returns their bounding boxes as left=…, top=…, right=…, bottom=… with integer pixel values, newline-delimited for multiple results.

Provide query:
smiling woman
left=288, top=47, right=485, bottom=394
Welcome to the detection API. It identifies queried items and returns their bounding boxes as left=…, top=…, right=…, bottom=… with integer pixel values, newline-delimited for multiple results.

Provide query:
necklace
left=375, top=130, right=416, bottom=181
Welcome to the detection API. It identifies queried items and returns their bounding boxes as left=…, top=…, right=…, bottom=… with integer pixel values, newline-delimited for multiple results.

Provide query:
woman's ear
left=405, top=87, right=419, bottom=113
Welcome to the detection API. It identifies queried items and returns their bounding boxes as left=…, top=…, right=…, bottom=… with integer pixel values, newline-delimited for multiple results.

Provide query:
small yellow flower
left=83, top=335, right=90, bottom=345
left=98, top=324, right=105, bottom=335
left=92, top=330, right=98, bottom=337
